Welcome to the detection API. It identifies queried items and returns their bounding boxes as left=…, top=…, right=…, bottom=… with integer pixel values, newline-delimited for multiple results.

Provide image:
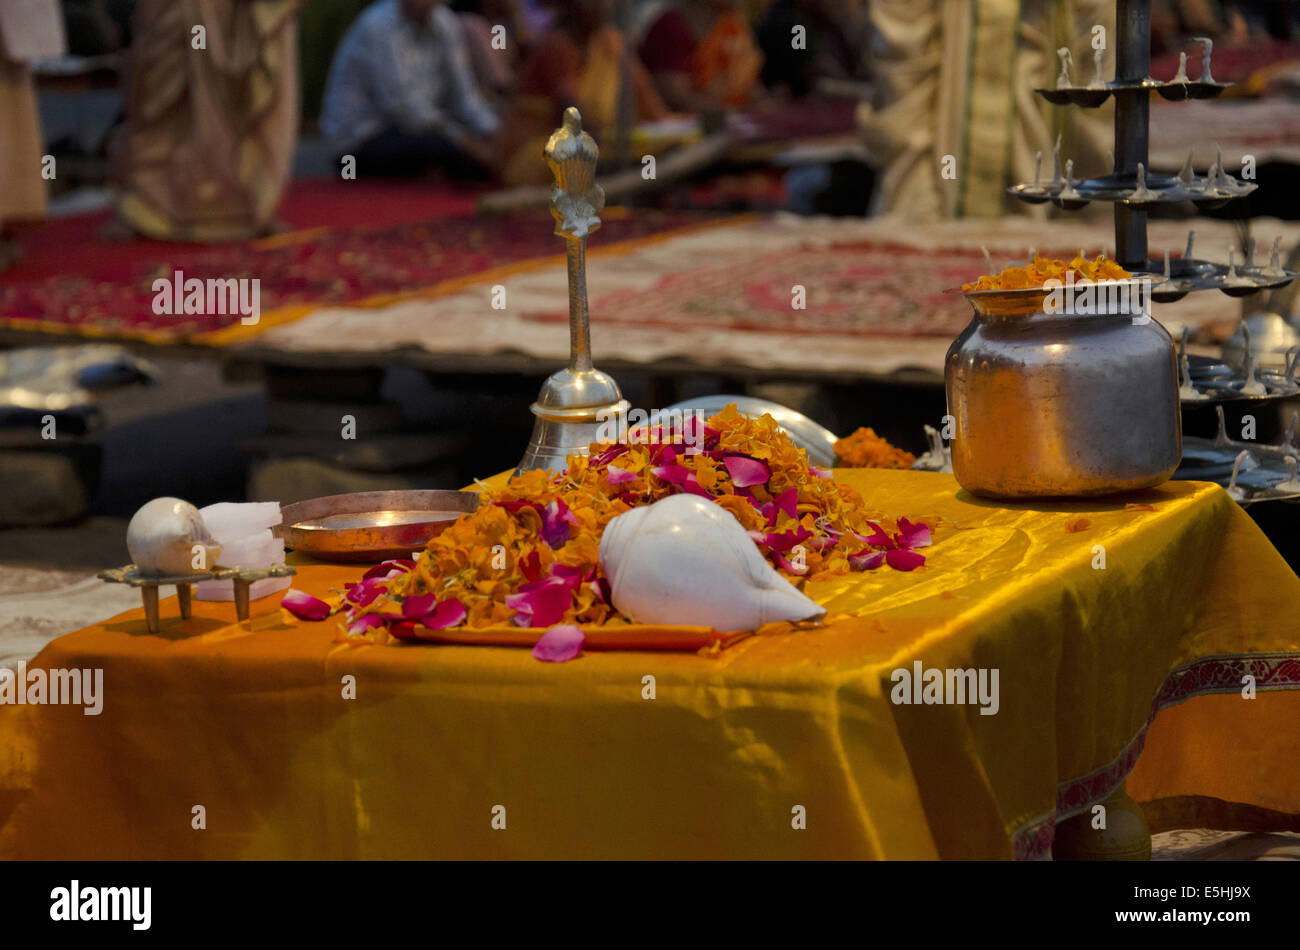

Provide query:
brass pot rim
left=959, top=277, right=1167, bottom=318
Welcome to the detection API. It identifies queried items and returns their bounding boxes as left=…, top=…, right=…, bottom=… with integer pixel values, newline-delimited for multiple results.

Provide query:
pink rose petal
left=809, top=466, right=832, bottom=479
left=809, top=530, right=839, bottom=552
left=650, top=444, right=678, bottom=467
left=885, top=549, right=926, bottom=571
left=774, top=487, right=799, bottom=520
left=549, top=563, right=586, bottom=589
left=680, top=472, right=714, bottom=498
left=606, top=464, right=637, bottom=485
left=772, top=550, right=807, bottom=575
left=348, top=613, right=389, bottom=636
left=848, top=550, right=886, bottom=571
left=723, top=454, right=771, bottom=488
left=532, top=624, right=585, bottom=662
left=282, top=589, right=332, bottom=621
left=424, top=598, right=467, bottom=629
left=587, top=577, right=612, bottom=605
left=858, top=522, right=894, bottom=548
left=362, top=558, right=415, bottom=580
left=506, top=577, right=572, bottom=627
left=650, top=463, right=692, bottom=486
left=897, top=517, right=932, bottom=549
left=401, top=593, right=437, bottom=619
left=345, top=578, right=385, bottom=607
left=590, top=443, right=630, bottom=468
left=540, top=498, right=579, bottom=548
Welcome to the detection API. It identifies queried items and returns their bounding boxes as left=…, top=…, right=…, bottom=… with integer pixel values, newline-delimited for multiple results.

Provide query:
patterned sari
left=116, top=0, right=301, bottom=241
left=858, top=0, right=1114, bottom=219
left=0, top=0, right=64, bottom=230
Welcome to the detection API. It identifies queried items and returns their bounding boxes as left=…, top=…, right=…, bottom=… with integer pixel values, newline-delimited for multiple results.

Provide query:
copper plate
left=275, top=490, right=481, bottom=562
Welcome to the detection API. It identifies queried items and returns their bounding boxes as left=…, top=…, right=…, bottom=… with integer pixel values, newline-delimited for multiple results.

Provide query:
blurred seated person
left=320, top=0, right=500, bottom=179
left=1150, top=0, right=1254, bottom=54
left=637, top=0, right=763, bottom=114
left=452, top=0, right=523, bottom=102
left=500, top=0, right=669, bottom=186
left=755, top=0, right=870, bottom=99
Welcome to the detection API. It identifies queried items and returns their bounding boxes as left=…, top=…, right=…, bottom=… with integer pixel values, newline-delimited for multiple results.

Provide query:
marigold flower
left=962, top=252, right=1132, bottom=291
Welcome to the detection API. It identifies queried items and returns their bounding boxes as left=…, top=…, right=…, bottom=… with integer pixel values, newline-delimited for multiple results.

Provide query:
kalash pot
left=945, top=279, right=1181, bottom=498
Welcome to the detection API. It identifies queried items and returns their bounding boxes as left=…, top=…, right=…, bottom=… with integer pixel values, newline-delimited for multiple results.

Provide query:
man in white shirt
left=321, top=0, right=501, bottom=178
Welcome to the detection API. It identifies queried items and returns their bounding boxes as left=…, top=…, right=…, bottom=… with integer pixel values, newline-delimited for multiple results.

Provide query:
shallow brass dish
left=275, top=490, right=481, bottom=562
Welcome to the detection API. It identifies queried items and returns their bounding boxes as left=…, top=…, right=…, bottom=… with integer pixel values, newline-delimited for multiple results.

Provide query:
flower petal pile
left=333, top=405, right=932, bottom=643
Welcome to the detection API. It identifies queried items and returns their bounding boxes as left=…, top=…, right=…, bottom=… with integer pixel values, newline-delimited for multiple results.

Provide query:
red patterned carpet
left=0, top=180, right=723, bottom=343
left=523, top=241, right=1083, bottom=339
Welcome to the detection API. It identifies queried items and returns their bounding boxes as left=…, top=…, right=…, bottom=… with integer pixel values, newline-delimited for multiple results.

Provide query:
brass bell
left=515, top=107, right=628, bottom=476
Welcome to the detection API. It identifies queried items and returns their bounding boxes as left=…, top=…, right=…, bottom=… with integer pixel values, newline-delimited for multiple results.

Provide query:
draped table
left=2, top=469, right=1298, bottom=859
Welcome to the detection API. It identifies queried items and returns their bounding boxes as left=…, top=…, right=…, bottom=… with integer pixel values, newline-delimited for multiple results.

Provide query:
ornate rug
left=242, top=213, right=1300, bottom=381
left=521, top=241, right=999, bottom=338
left=0, top=187, right=727, bottom=344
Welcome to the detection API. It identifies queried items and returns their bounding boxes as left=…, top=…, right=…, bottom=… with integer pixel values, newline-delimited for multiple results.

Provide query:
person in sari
left=0, top=0, right=64, bottom=269
left=500, top=0, right=669, bottom=186
left=857, top=0, right=1113, bottom=220
left=637, top=0, right=763, bottom=114
left=114, top=0, right=302, bottom=242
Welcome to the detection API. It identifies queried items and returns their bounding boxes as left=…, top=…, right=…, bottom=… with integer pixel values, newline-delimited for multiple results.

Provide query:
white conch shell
left=598, top=494, right=827, bottom=632
left=126, top=497, right=223, bottom=577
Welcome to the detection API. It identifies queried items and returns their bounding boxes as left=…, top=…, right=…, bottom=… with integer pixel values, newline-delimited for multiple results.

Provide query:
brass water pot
left=945, top=284, right=1181, bottom=498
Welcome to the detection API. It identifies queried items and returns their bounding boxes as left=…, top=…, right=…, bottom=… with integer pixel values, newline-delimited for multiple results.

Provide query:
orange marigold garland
left=834, top=427, right=915, bottom=469
left=331, top=405, right=932, bottom=643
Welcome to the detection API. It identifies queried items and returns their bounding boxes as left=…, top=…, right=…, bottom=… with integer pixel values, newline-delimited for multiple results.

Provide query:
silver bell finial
left=514, top=108, right=629, bottom=476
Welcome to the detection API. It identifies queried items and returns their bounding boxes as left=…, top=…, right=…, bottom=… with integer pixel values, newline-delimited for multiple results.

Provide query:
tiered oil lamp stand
left=1004, top=0, right=1300, bottom=505
left=1009, top=0, right=1299, bottom=298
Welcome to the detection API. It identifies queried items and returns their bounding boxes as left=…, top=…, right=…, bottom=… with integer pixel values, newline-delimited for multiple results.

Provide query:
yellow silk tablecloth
left=2, top=470, right=1298, bottom=859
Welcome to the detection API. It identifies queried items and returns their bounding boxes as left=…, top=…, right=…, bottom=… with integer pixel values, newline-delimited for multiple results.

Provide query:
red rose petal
left=885, top=549, right=926, bottom=571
